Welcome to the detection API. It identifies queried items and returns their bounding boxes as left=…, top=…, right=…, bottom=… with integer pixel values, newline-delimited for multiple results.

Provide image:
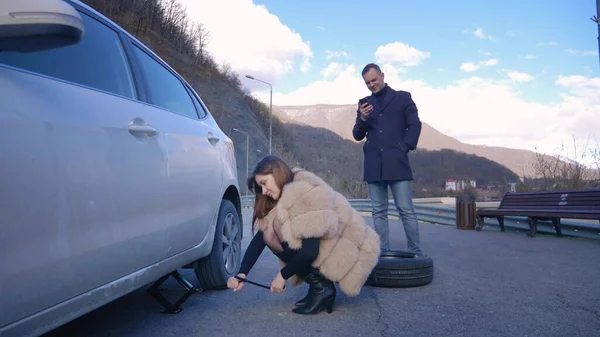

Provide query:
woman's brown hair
left=247, top=155, right=293, bottom=230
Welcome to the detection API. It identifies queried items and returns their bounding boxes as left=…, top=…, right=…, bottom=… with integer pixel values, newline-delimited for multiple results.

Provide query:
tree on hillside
left=192, top=22, right=210, bottom=65
left=523, top=137, right=599, bottom=191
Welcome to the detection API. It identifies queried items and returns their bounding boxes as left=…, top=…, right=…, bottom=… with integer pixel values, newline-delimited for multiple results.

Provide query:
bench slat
left=500, top=203, right=600, bottom=207
left=477, top=209, right=600, bottom=219
left=500, top=202, right=600, bottom=208
left=501, top=196, right=600, bottom=200
left=506, top=196, right=600, bottom=202
left=476, top=189, right=600, bottom=221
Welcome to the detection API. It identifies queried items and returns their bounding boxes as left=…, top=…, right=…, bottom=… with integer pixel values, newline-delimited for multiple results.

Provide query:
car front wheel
left=194, top=199, right=242, bottom=289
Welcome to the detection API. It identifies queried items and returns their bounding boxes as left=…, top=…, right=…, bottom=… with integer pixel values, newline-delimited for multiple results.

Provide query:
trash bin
left=455, top=195, right=476, bottom=230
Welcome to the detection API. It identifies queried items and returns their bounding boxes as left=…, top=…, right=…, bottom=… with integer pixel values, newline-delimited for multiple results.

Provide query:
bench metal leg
left=497, top=216, right=505, bottom=232
left=476, top=216, right=485, bottom=231
left=527, top=217, right=563, bottom=238
left=552, top=218, right=562, bottom=237
left=147, top=270, right=201, bottom=314
left=527, top=217, right=537, bottom=237
left=475, top=215, right=505, bottom=232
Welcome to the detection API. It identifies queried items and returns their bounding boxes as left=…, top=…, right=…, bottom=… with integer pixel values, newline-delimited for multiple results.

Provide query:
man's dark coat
left=352, top=85, right=422, bottom=183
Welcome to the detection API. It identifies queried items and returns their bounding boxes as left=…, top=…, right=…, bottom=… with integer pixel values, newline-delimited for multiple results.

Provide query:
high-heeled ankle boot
left=295, top=292, right=309, bottom=307
left=294, top=269, right=312, bottom=307
left=292, top=269, right=336, bottom=315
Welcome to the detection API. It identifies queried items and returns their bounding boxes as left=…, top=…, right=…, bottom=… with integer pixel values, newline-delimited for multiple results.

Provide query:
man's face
left=363, top=68, right=385, bottom=94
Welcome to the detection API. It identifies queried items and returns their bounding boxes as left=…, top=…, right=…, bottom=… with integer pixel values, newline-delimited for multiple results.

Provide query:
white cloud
left=374, top=42, right=431, bottom=66
left=473, top=27, right=494, bottom=40
left=556, top=76, right=600, bottom=104
left=320, top=62, right=345, bottom=79
left=260, top=63, right=365, bottom=104
left=325, top=50, right=349, bottom=60
left=178, top=0, right=313, bottom=84
left=251, top=61, right=599, bottom=161
left=460, top=58, right=499, bottom=72
left=565, top=49, right=599, bottom=57
left=554, top=76, right=600, bottom=160
left=525, top=54, right=536, bottom=60
left=301, top=44, right=314, bottom=72
left=380, top=63, right=407, bottom=75
left=537, top=41, right=558, bottom=47
left=460, top=63, right=479, bottom=72
left=316, top=25, right=325, bottom=31
left=460, top=63, right=480, bottom=72
left=507, top=71, right=534, bottom=82
left=465, top=27, right=494, bottom=40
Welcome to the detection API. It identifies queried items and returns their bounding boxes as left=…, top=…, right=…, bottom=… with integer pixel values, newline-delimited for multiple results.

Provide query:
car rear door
left=127, top=43, right=224, bottom=257
left=0, top=10, right=168, bottom=328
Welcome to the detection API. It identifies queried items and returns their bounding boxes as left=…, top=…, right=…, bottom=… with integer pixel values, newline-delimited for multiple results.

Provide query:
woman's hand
left=227, top=273, right=246, bottom=292
left=270, top=272, right=286, bottom=294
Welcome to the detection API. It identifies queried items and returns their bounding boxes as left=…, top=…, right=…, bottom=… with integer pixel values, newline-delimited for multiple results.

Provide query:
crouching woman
left=227, top=155, right=381, bottom=315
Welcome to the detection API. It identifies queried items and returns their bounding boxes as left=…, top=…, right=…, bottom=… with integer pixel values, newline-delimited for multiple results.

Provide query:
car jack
left=147, top=270, right=201, bottom=314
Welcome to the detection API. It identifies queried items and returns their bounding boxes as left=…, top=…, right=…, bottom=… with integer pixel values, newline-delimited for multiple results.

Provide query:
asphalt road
left=44, top=209, right=600, bottom=337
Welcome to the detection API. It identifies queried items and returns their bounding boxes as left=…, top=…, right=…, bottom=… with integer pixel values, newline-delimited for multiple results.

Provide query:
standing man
left=352, top=63, right=423, bottom=255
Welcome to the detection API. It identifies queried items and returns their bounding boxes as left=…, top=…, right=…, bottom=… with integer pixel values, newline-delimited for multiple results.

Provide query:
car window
left=186, top=86, right=208, bottom=119
left=131, top=45, right=198, bottom=119
left=0, top=11, right=135, bottom=99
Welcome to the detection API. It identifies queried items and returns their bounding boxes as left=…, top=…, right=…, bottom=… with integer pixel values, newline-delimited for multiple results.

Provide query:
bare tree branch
left=526, top=136, right=598, bottom=191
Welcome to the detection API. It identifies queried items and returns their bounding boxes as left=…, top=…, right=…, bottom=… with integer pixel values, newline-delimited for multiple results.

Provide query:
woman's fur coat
left=254, top=168, right=381, bottom=297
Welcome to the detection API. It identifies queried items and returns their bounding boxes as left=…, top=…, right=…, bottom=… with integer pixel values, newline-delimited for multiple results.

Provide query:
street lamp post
left=245, top=75, right=272, bottom=155
left=232, top=128, right=249, bottom=197
left=596, top=0, right=600, bottom=66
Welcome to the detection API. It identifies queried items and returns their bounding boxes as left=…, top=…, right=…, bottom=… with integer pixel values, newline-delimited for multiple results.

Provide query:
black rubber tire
left=367, top=250, right=434, bottom=288
left=194, top=200, right=242, bottom=290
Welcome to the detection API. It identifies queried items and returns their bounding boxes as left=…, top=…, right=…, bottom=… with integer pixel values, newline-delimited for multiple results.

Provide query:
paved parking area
left=44, top=209, right=600, bottom=337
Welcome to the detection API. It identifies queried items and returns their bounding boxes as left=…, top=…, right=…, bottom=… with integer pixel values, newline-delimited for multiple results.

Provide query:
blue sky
left=253, top=0, right=599, bottom=103
left=185, top=0, right=599, bottom=161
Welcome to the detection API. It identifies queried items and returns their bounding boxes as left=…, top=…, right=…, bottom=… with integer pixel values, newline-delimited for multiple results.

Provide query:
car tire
left=194, top=199, right=242, bottom=290
left=366, top=250, right=434, bottom=288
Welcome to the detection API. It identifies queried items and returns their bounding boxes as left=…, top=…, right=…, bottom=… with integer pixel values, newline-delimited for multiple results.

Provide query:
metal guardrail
left=241, top=195, right=255, bottom=208
left=350, top=200, right=600, bottom=240
left=240, top=196, right=600, bottom=239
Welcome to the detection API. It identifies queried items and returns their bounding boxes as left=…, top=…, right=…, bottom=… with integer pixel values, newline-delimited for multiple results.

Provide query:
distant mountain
left=276, top=123, right=520, bottom=198
left=274, top=104, right=540, bottom=177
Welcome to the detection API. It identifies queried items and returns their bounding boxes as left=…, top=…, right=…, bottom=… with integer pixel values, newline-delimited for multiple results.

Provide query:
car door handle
left=207, top=132, right=220, bottom=146
left=128, top=124, right=157, bottom=137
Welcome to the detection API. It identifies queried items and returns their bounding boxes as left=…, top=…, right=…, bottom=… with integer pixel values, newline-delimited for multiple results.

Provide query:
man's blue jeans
left=368, top=180, right=422, bottom=254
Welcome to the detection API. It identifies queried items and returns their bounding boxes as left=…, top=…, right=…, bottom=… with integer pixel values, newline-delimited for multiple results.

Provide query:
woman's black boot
left=294, top=269, right=312, bottom=307
left=292, top=269, right=336, bottom=315
left=295, top=292, right=309, bottom=307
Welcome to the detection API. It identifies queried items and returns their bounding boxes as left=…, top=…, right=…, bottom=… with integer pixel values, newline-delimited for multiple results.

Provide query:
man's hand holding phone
left=358, top=98, right=373, bottom=121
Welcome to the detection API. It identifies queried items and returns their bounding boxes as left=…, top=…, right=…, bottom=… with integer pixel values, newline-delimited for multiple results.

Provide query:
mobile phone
left=359, top=98, right=368, bottom=106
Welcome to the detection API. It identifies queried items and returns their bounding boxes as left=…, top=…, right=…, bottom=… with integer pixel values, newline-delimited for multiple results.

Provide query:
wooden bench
left=475, top=189, right=600, bottom=237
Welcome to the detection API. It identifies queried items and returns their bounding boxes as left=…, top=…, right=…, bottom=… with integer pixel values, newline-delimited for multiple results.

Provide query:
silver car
left=0, top=0, right=243, bottom=336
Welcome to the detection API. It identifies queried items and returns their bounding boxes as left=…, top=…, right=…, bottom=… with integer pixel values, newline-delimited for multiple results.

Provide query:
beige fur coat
left=254, top=168, right=381, bottom=297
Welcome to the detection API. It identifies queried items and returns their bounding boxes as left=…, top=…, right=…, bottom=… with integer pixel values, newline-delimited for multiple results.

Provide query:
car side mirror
left=0, top=0, right=84, bottom=52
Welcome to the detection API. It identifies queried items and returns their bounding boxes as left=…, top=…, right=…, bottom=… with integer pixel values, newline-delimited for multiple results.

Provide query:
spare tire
left=367, top=250, right=434, bottom=288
